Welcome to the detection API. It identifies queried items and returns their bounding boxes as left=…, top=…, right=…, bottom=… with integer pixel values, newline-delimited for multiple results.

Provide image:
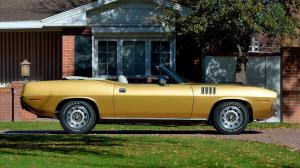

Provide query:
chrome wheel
left=66, top=104, right=90, bottom=129
left=219, top=106, right=244, bottom=130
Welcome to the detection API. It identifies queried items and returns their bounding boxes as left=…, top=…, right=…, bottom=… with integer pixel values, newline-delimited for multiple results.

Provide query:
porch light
left=20, top=59, right=31, bottom=78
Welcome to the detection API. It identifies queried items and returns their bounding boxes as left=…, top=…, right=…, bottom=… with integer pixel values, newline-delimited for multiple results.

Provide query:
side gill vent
left=201, top=86, right=216, bottom=95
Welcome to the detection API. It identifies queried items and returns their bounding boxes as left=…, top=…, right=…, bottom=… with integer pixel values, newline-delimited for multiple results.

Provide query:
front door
left=113, top=83, right=194, bottom=118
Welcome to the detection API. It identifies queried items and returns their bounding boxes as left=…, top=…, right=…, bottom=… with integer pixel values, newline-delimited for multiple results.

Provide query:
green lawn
left=0, top=134, right=300, bottom=168
left=0, top=121, right=299, bottom=131
left=0, top=122, right=300, bottom=167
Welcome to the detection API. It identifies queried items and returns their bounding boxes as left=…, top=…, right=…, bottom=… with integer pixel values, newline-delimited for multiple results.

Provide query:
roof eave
left=0, top=21, right=43, bottom=29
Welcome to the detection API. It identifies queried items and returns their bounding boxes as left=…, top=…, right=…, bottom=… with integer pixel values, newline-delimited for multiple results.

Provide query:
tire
left=59, top=100, right=97, bottom=134
left=213, top=101, right=249, bottom=135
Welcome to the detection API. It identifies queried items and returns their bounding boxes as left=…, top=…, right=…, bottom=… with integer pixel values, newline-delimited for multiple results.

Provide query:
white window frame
left=92, top=35, right=176, bottom=79
left=95, top=39, right=118, bottom=77
left=120, top=39, right=147, bottom=77
left=149, top=39, right=175, bottom=76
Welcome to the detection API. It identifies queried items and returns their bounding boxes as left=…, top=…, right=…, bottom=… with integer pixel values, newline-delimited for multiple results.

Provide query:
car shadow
left=1, top=130, right=262, bottom=135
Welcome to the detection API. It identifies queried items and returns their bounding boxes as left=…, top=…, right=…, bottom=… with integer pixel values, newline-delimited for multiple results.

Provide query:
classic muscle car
left=21, top=65, right=277, bottom=134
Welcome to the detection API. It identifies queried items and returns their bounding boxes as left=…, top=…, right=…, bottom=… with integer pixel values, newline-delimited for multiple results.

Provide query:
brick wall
left=0, top=88, right=12, bottom=121
left=11, top=81, right=37, bottom=121
left=0, top=81, right=37, bottom=121
left=62, top=35, right=75, bottom=78
left=282, top=47, right=300, bottom=123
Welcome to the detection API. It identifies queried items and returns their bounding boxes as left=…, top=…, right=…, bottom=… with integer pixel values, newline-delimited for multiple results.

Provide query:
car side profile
left=21, top=65, right=277, bottom=134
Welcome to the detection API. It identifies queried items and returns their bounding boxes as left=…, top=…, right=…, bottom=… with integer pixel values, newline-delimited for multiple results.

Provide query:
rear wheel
left=59, top=100, right=97, bottom=134
left=213, top=101, right=249, bottom=135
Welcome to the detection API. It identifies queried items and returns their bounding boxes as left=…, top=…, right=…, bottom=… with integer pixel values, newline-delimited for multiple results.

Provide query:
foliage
left=166, top=0, right=300, bottom=53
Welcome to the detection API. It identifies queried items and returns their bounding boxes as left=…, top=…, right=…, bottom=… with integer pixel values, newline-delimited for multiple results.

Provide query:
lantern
left=20, top=59, right=31, bottom=78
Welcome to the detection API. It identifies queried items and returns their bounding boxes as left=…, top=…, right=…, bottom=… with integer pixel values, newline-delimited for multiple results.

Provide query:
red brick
left=10, top=81, right=37, bottom=121
left=282, top=47, right=300, bottom=123
left=62, top=35, right=75, bottom=78
left=0, top=88, right=12, bottom=121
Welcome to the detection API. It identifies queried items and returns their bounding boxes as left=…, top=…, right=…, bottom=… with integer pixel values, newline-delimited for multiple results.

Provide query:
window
left=75, top=36, right=92, bottom=77
left=94, top=39, right=173, bottom=78
left=122, top=41, right=146, bottom=76
left=97, top=41, right=117, bottom=76
left=151, top=41, right=171, bottom=75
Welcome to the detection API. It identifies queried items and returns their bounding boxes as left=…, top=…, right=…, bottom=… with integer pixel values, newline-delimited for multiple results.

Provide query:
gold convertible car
left=21, top=65, right=277, bottom=134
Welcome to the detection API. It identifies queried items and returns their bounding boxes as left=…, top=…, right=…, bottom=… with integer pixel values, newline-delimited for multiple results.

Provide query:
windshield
left=157, top=65, right=188, bottom=84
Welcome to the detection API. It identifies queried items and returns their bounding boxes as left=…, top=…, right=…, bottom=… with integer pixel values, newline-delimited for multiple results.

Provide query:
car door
left=113, top=83, right=194, bottom=118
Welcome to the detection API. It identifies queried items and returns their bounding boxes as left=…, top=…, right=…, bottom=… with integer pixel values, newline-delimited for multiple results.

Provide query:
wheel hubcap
left=66, top=105, right=90, bottom=129
left=220, top=106, right=243, bottom=130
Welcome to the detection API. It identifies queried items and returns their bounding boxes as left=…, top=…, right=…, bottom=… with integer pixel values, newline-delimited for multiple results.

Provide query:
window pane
left=108, top=41, right=117, bottom=52
left=108, top=53, right=117, bottom=64
left=160, top=53, right=170, bottom=64
left=75, top=36, right=92, bottom=77
left=151, top=41, right=171, bottom=75
left=161, top=41, right=170, bottom=52
left=98, top=64, right=107, bottom=75
left=135, top=41, right=145, bottom=63
left=98, top=53, right=107, bottom=63
left=135, top=64, right=145, bottom=75
left=123, top=56, right=133, bottom=64
left=108, top=63, right=117, bottom=75
left=123, top=41, right=134, bottom=57
left=123, top=63, right=134, bottom=75
left=151, top=53, right=160, bottom=64
left=122, top=41, right=146, bottom=76
left=98, top=41, right=107, bottom=52
left=151, top=41, right=160, bottom=53
left=97, top=41, right=117, bottom=76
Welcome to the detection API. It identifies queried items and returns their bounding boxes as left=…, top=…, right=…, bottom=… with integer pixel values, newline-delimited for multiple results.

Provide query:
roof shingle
left=0, top=0, right=95, bottom=22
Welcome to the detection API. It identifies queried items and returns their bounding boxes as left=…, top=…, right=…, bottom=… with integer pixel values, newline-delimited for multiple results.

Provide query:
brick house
left=0, top=0, right=189, bottom=121
left=0, top=0, right=299, bottom=123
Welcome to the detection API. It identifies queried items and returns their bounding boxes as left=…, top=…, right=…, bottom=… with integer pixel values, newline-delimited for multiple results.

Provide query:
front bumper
left=272, top=101, right=280, bottom=117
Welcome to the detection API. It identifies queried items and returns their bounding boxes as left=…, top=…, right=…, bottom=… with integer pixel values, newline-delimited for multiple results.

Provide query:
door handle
left=119, top=88, right=126, bottom=93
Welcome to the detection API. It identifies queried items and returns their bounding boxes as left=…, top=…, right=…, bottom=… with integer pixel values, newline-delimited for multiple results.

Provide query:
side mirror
left=159, top=77, right=168, bottom=86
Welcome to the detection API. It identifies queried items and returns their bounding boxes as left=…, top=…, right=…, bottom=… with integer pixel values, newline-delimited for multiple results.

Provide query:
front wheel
left=59, top=100, right=97, bottom=134
left=213, top=101, right=249, bottom=135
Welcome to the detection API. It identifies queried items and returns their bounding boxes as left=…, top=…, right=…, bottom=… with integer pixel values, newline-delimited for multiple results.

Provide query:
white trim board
left=0, top=21, right=43, bottom=29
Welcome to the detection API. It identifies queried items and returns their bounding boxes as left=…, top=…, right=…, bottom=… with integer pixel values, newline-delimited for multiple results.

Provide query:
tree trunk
left=235, top=45, right=246, bottom=84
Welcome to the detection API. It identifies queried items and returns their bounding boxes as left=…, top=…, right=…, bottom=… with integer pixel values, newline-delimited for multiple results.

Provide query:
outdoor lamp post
left=20, top=59, right=31, bottom=81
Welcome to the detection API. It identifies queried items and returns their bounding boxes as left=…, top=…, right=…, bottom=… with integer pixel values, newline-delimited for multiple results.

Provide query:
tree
left=164, top=0, right=300, bottom=83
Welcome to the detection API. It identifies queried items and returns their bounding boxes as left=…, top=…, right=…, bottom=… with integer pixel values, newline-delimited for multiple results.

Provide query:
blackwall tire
left=59, top=100, right=97, bottom=134
left=213, top=101, right=249, bottom=135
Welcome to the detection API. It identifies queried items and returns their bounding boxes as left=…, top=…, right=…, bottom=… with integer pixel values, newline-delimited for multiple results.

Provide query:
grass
left=0, top=121, right=300, bottom=167
left=0, top=121, right=299, bottom=131
left=0, top=134, right=300, bottom=168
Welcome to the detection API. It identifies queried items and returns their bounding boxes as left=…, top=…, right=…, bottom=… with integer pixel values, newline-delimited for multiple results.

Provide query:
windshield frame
left=157, top=65, right=188, bottom=84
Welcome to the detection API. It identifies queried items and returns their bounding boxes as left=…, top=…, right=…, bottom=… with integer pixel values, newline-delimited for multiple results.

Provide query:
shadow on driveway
left=0, top=130, right=262, bottom=135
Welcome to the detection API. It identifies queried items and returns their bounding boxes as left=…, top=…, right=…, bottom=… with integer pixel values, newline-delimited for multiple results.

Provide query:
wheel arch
left=56, top=98, right=101, bottom=122
left=208, top=99, right=253, bottom=123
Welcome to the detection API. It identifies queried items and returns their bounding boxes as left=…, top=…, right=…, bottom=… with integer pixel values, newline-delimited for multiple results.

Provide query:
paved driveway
left=192, top=128, right=300, bottom=151
left=1, top=128, right=300, bottom=151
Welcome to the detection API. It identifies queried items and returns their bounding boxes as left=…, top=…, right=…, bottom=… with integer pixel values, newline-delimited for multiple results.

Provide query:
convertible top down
left=21, top=65, right=277, bottom=134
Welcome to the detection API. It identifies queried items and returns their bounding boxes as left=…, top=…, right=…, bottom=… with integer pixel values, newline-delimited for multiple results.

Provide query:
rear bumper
left=20, top=96, right=56, bottom=118
left=20, top=96, right=34, bottom=112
